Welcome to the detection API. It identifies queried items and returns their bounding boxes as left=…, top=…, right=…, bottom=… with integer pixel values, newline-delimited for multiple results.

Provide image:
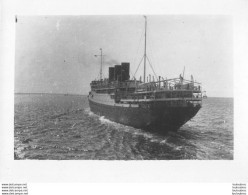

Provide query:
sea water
left=14, top=94, right=233, bottom=160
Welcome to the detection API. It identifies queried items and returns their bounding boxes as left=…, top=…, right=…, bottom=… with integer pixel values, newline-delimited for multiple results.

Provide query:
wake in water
left=86, top=109, right=191, bottom=155
left=14, top=95, right=233, bottom=160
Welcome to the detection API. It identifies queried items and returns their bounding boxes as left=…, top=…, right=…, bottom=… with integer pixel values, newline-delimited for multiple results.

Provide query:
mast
left=143, top=16, right=147, bottom=83
left=94, top=48, right=103, bottom=80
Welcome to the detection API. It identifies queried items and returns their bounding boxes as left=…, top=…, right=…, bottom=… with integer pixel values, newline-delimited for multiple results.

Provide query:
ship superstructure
left=88, top=17, right=202, bottom=132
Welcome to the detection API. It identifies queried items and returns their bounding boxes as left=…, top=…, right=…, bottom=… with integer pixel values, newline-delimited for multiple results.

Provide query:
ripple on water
left=14, top=95, right=233, bottom=160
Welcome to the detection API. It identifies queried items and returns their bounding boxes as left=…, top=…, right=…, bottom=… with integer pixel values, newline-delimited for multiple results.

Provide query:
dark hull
left=89, top=99, right=201, bottom=133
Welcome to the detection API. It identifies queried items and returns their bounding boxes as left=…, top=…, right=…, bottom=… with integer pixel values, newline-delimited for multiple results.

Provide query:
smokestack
left=121, top=62, right=130, bottom=82
left=114, top=65, right=121, bottom=81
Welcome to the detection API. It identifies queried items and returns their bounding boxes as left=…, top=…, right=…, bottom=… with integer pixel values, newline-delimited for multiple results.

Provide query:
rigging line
left=102, top=71, right=106, bottom=79
left=129, top=70, right=134, bottom=78
left=146, top=56, right=158, bottom=80
left=133, top=56, right=144, bottom=79
left=146, top=32, right=161, bottom=77
left=146, top=25, right=163, bottom=77
left=131, top=28, right=145, bottom=78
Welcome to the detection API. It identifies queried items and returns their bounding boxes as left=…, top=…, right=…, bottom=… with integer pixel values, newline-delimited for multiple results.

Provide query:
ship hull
left=88, top=98, right=201, bottom=133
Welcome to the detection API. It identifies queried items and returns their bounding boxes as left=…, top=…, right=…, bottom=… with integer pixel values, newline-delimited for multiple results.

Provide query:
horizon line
left=14, top=92, right=86, bottom=96
left=14, top=92, right=233, bottom=98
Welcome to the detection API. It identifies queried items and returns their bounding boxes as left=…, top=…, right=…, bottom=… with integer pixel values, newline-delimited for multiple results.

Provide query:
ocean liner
left=88, top=16, right=202, bottom=132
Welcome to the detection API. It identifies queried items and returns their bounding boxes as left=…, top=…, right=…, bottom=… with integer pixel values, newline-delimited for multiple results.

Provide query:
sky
left=15, top=15, right=233, bottom=97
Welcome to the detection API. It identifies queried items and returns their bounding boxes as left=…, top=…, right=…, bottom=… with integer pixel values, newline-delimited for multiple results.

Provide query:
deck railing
left=91, top=78, right=202, bottom=93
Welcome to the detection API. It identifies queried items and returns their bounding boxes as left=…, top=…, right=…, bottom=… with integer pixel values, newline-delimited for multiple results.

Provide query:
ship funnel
left=114, top=65, right=122, bottom=81
left=121, top=62, right=130, bottom=82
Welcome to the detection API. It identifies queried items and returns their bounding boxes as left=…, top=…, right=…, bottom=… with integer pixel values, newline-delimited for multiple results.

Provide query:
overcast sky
left=15, top=15, right=233, bottom=97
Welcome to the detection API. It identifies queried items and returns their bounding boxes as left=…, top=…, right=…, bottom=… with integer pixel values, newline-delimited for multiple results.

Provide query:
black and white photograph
left=14, top=15, right=233, bottom=160
left=1, top=0, right=248, bottom=193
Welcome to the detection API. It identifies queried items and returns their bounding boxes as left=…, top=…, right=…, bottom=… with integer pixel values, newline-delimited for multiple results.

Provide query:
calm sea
left=14, top=94, right=233, bottom=160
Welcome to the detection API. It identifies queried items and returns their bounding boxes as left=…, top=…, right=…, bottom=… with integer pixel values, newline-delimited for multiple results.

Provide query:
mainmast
left=143, top=16, right=147, bottom=83
left=94, top=48, right=104, bottom=80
